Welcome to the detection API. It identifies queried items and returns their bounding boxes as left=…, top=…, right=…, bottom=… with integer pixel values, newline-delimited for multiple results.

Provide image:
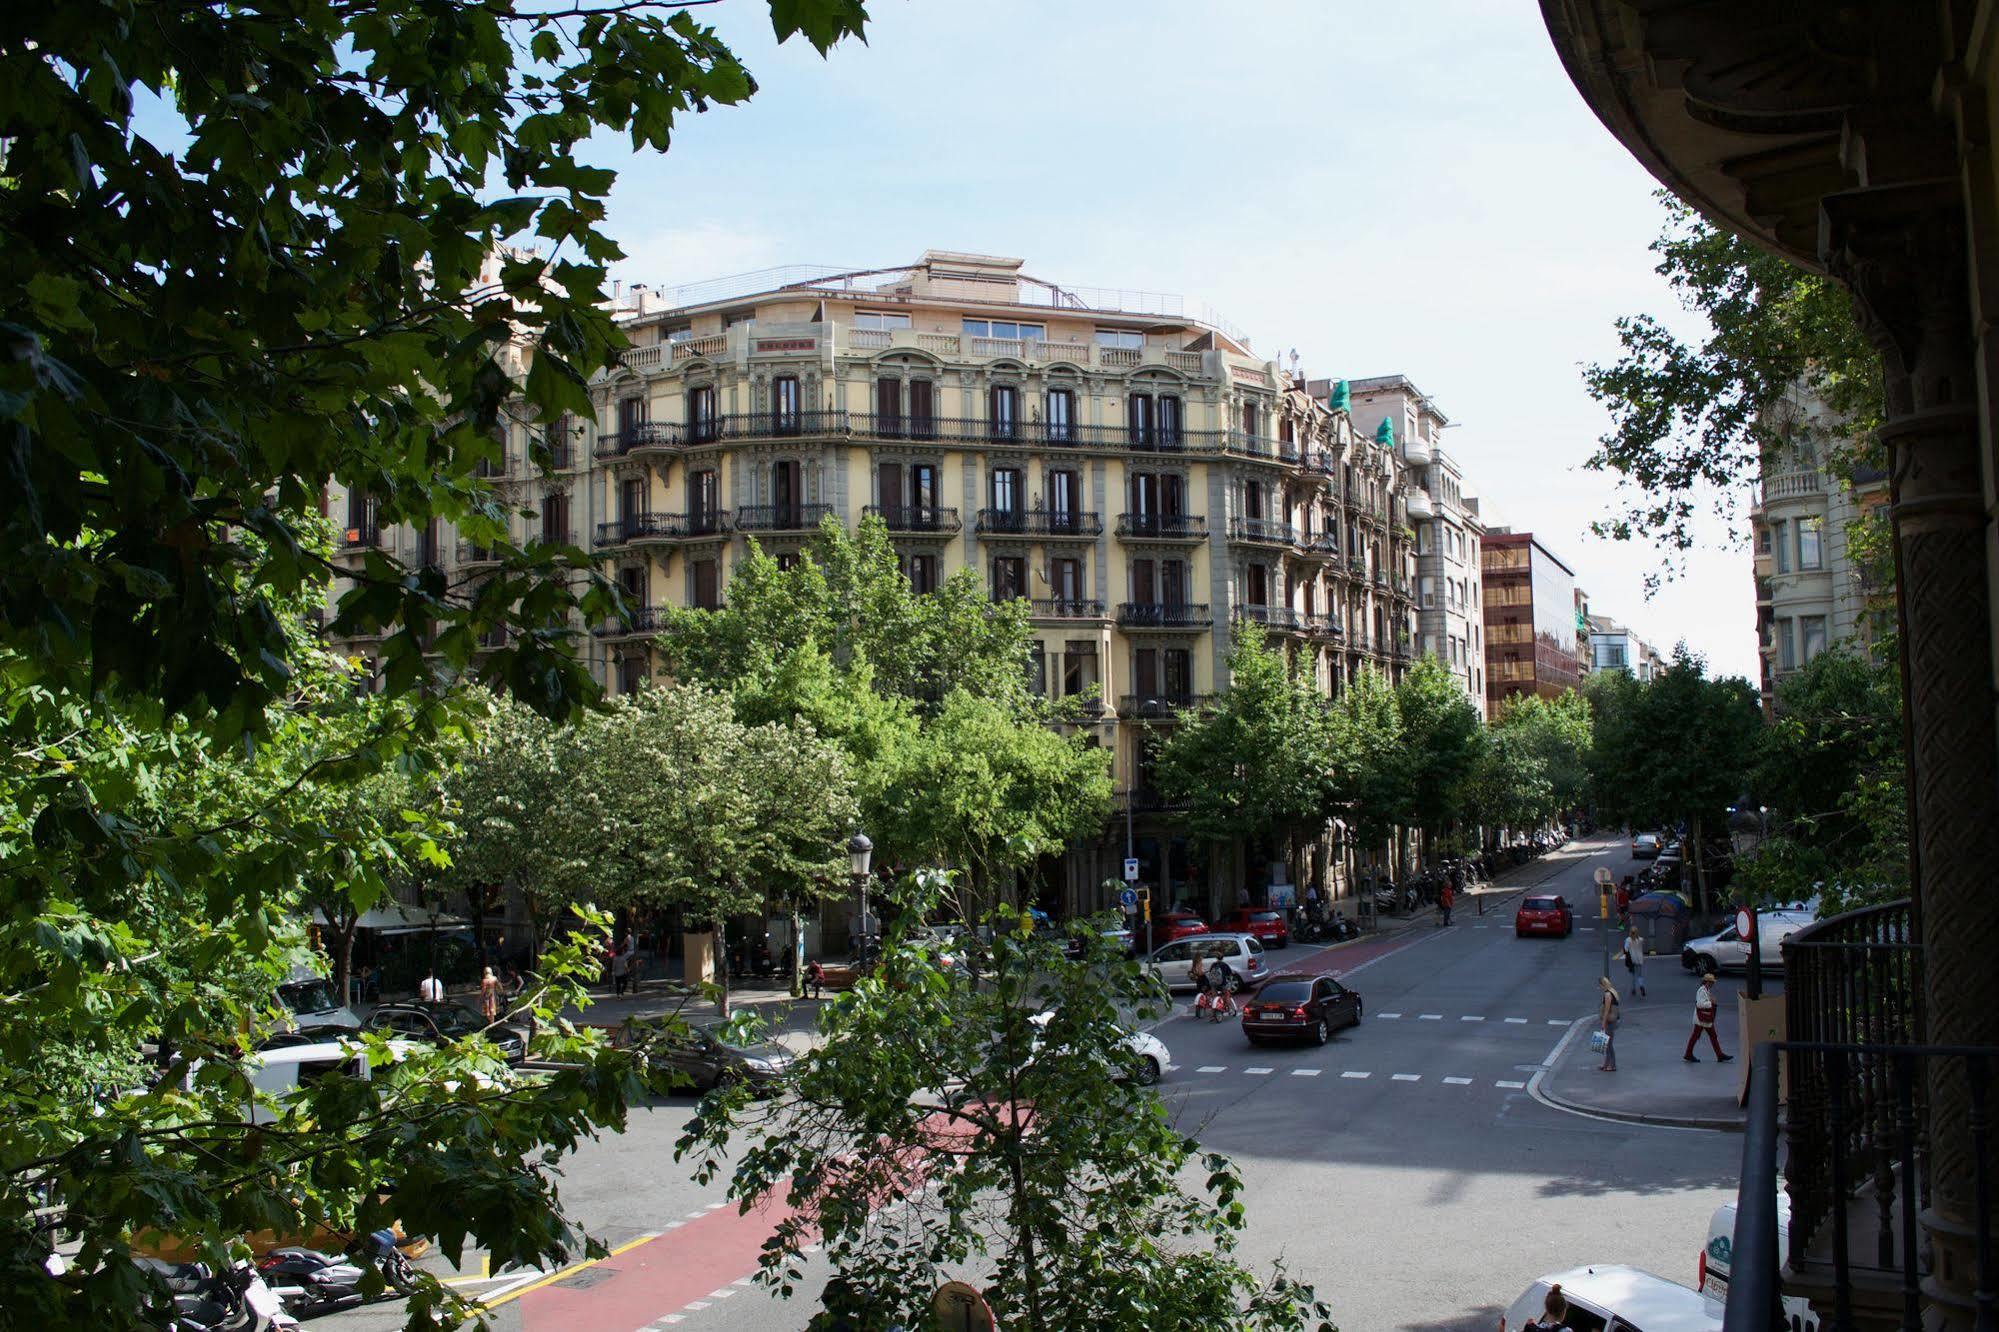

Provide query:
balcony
left=1028, top=598, right=1106, bottom=620
left=1763, top=468, right=1826, bottom=502
left=456, top=541, right=503, bottom=567
left=974, top=509, right=1104, bottom=539
left=594, top=512, right=730, bottom=548
left=1117, top=513, right=1209, bottom=542
left=1222, top=432, right=1302, bottom=466
left=595, top=411, right=853, bottom=459
left=1119, top=693, right=1204, bottom=719
left=864, top=504, right=962, bottom=535
left=1234, top=604, right=1305, bottom=633
left=1345, top=630, right=1374, bottom=655
left=735, top=504, right=834, bottom=534
left=1293, top=532, right=1341, bottom=563
left=339, top=521, right=381, bottom=550
left=1118, top=602, right=1212, bottom=630
left=1228, top=516, right=1299, bottom=548
left=1304, top=612, right=1343, bottom=638
left=593, top=606, right=669, bottom=639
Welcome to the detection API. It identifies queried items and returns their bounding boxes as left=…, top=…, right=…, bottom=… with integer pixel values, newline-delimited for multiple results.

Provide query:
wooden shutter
left=908, top=379, right=933, bottom=436
left=876, top=378, right=902, bottom=432
left=877, top=462, right=904, bottom=515
left=1134, top=648, right=1159, bottom=698
left=1132, top=557, right=1157, bottom=604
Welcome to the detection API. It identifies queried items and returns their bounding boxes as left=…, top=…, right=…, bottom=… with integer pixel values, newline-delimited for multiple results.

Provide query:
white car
left=1504, top=1265, right=1721, bottom=1332
left=1681, top=906, right=1816, bottom=975
left=276, top=969, right=360, bottom=1031
left=1701, top=1195, right=1800, bottom=1306
left=1027, top=1011, right=1170, bottom=1086
left=1142, top=933, right=1267, bottom=992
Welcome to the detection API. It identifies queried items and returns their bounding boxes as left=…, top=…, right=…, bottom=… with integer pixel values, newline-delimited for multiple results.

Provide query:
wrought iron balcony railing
left=864, top=504, right=962, bottom=534
left=1116, top=513, right=1208, bottom=540
left=1227, top=516, right=1299, bottom=546
left=1117, top=602, right=1211, bottom=629
left=974, top=509, right=1104, bottom=538
left=1028, top=598, right=1106, bottom=619
left=593, top=606, right=669, bottom=638
left=1119, top=693, right=1205, bottom=719
left=735, top=503, right=833, bottom=533
left=1234, top=604, right=1304, bottom=631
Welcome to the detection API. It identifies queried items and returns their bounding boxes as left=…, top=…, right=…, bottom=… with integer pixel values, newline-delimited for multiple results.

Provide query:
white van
left=275, top=967, right=360, bottom=1031
left=1700, top=1196, right=1815, bottom=1330
left=1503, top=1265, right=1722, bottom=1332
left=1681, top=905, right=1817, bottom=975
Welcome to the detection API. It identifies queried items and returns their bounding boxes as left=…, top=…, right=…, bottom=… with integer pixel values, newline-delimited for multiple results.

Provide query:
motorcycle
left=258, top=1229, right=418, bottom=1318
left=137, top=1256, right=300, bottom=1332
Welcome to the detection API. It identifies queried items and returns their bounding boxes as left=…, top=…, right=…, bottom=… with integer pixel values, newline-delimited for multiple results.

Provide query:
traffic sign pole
left=1595, top=867, right=1614, bottom=982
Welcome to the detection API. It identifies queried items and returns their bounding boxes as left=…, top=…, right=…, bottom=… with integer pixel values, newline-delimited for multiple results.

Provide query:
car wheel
left=1351, top=997, right=1363, bottom=1025
left=1133, top=1055, right=1162, bottom=1086
left=1696, top=953, right=1718, bottom=975
left=1309, top=1019, right=1329, bottom=1047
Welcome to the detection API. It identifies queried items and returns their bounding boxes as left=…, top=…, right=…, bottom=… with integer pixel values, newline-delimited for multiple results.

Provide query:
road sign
left=1123, top=857, right=1140, bottom=882
left=1737, top=907, right=1755, bottom=940
left=1594, top=867, right=1615, bottom=887
left=1119, top=887, right=1138, bottom=910
left=933, top=1281, right=998, bottom=1332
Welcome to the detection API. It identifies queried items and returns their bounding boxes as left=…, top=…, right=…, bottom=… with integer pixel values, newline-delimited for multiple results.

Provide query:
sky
left=588, top=0, right=1755, bottom=679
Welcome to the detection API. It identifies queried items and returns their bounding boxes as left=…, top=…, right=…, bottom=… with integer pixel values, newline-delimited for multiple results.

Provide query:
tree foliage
left=1390, top=656, right=1484, bottom=840
left=679, top=895, right=1336, bottom=1332
left=1582, top=193, right=1882, bottom=564
left=1323, top=667, right=1406, bottom=854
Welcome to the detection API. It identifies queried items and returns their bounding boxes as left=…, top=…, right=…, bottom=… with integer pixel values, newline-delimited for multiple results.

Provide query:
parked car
left=1214, top=907, right=1290, bottom=949
left=1241, top=973, right=1361, bottom=1046
left=1152, top=911, right=1209, bottom=944
left=1143, top=933, right=1267, bottom=992
left=1503, top=1265, right=1722, bottom=1332
left=276, top=969, right=359, bottom=1032
left=1700, top=1194, right=1793, bottom=1303
left=1026, top=1010, right=1170, bottom=1086
left=1515, top=894, right=1575, bottom=939
left=1631, top=832, right=1663, bottom=859
left=644, top=1023, right=795, bottom=1094
left=366, top=1001, right=529, bottom=1066
left=1681, top=905, right=1817, bottom=975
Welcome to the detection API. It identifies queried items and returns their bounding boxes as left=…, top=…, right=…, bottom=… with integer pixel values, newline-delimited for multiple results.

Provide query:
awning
left=310, top=901, right=470, bottom=935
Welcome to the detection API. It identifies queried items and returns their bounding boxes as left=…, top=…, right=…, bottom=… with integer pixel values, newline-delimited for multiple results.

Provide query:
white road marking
left=1418, top=1014, right=1443, bottom=1021
left=1547, top=1019, right=1568, bottom=1026
left=704, top=1201, right=728, bottom=1210
left=662, top=1318, right=686, bottom=1326
left=709, top=1287, right=738, bottom=1299
left=1196, top=1065, right=1226, bottom=1073
left=1461, top=1015, right=1485, bottom=1022
left=1505, top=1017, right=1528, bottom=1024
left=1291, top=1068, right=1321, bottom=1077
left=734, top=1277, right=757, bottom=1286
left=1245, top=1066, right=1274, bottom=1075
left=685, top=1303, right=710, bottom=1312
left=1497, top=1080, right=1526, bottom=1089
left=1444, top=1076, right=1473, bottom=1085
left=686, top=1210, right=709, bottom=1219
left=1341, top=1070, right=1371, bottom=1079
left=1392, top=1073, right=1421, bottom=1082
left=1378, top=1012, right=1403, bottom=1019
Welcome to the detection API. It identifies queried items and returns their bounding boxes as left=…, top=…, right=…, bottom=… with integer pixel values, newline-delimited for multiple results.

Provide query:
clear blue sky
left=591, top=0, right=1754, bottom=679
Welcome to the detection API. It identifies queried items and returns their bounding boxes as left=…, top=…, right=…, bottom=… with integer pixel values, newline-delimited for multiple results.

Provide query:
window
left=963, top=318, right=1045, bottom=340
left=1420, top=575, right=1436, bottom=609
left=1241, top=401, right=1261, bottom=438
left=1127, top=392, right=1154, bottom=447
left=1046, top=388, right=1075, bottom=443
left=1050, top=557, right=1082, bottom=603
left=688, top=469, right=720, bottom=531
left=905, top=553, right=939, bottom=595
left=991, top=556, right=1026, bottom=601
left=1773, top=519, right=1791, bottom=573
left=1094, top=329, right=1143, bottom=350
left=1776, top=617, right=1797, bottom=671
left=1158, top=394, right=1183, bottom=447
left=1132, top=647, right=1159, bottom=698
left=617, top=656, right=646, bottom=696
left=620, top=477, right=646, bottom=525
left=1048, top=469, right=1080, bottom=517
left=1757, top=525, right=1773, bottom=555
left=1801, top=614, right=1828, bottom=663
left=1062, top=640, right=1099, bottom=702
left=663, top=325, right=694, bottom=344
left=1799, top=517, right=1824, bottom=570
left=1417, top=523, right=1433, bottom=555
left=989, top=385, right=1020, bottom=440
left=417, top=520, right=441, bottom=570
left=854, top=311, right=911, bottom=331
left=1243, top=479, right=1266, bottom=520
left=875, top=377, right=902, bottom=433
left=990, top=467, right=1022, bottom=514
left=1245, top=564, right=1269, bottom=606
left=691, top=558, right=720, bottom=610
left=771, top=376, right=801, bottom=434
left=909, top=379, right=935, bottom=438
left=1028, top=644, right=1047, bottom=697
left=617, top=566, right=644, bottom=604
left=688, top=385, right=717, bottom=443
left=1164, top=648, right=1192, bottom=698
left=617, top=395, right=646, bottom=444
left=771, top=459, right=802, bottom=525
left=1130, top=557, right=1156, bottom=605
left=541, top=492, right=569, bottom=546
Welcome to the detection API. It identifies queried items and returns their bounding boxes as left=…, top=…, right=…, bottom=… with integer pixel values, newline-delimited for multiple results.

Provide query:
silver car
left=1143, top=933, right=1268, bottom=992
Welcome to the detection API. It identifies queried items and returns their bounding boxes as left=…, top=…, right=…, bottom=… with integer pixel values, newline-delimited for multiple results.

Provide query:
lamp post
left=1726, top=803, right=1771, bottom=1000
left=848, top=831, right=873, bottom=963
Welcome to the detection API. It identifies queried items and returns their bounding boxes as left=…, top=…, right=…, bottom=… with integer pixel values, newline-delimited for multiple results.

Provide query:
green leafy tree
left=1391, top=657, right=1483, bottom=849
left=1324, top=668, right=1407, bottom=865
left=1582, top=192, right=1883, bottom=563
left=1153, top=625, right=1335, bottom=872
left=1462, top=727, right=1554, bottom=835
left=1493, top=691, right=1595, bottom=822
left=678, top=898, right=1336, bottom=1332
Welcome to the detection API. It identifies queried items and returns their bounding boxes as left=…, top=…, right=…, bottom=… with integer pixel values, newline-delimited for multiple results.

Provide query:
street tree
left=1391, top=656, right=1484, bottom=849
left=1462, top=727, right=1555, bottom=836
left=1323, top=668, right=1407, bottom=869
left=678, top=899, right=1337, bottom=1332
left=1492, top=691, right=1595, bottom=822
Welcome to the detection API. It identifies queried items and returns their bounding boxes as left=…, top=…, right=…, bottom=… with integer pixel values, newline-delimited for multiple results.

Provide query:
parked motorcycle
left=257, top=1229, right=417, bottom=1317
left=137, top=1256, right=300, bottom=1331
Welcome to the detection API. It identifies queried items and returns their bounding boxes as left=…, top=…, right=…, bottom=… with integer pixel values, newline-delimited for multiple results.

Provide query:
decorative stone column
left=1828, top=181, right=1999, bottom=1327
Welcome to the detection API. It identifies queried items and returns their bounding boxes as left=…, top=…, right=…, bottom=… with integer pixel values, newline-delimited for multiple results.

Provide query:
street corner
left=1532, top=1002, right=1749, bottom=1132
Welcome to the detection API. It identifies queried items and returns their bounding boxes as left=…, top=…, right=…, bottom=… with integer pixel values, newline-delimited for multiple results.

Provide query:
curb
left=1527, top=1015, right=1740, bottom=1133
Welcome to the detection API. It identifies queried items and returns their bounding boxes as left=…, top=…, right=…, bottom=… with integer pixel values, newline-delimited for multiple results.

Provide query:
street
left=328, top=838, right=1741, bottom=1331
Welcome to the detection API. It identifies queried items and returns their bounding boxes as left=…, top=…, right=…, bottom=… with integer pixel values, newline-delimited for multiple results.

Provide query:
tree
left=1153, top=626, right=1335, bottom=872
left=1493, top=691, right=1595, bottom=822
left=1323, top=668, right=1406, bottom=867
left=1390, top=657, right=1483, bottom=849
left=1582, top=192, right=1883, bottom=563
left=678, top=899, right=1336, bottom=1332
left=1462, top=728, right=1554, bottom=836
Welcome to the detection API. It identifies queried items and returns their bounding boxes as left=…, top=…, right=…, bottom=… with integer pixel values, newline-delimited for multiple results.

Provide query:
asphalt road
left=325, top=837, right=1741, bottom=1331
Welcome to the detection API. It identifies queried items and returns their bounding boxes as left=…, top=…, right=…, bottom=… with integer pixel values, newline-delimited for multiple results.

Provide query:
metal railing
left=457, top=541, right=502, bottom=566
left=593, top=606, right=668, bottom=638
left=974, top=509, right=1104, bottom=538
left=1028, top=598, right=1106, bottom=619
left=594, top=512, right=730, bottom=546
left=1234, top=604, right=1304, bottom=631
left=864, top=504, right=962, bottom=534
left=1304, top=613, right=1343, bottom=637
left=1228, top=516, right=1299, bottom=546
left=1116, top=513, right=1208, bottom=540
left=1118, top=602, right=1211, bottom=629
left=340, top=521, right=381, bottom=549
left=735, top=504, right=833, bottom=533
left=1119, top=693, right=1204, bottom=718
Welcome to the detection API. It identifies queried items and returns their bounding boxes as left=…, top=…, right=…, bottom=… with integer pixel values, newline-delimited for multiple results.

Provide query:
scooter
left=136, top=1256, right=300, bottom=1331
left=257, top=1230, right=417, bottom=1317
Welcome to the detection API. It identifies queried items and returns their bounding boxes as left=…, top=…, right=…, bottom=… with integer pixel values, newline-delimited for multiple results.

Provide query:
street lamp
left=848, top=831, right=873, bottom=960
left=1726, top=803, right=1772, bottom=999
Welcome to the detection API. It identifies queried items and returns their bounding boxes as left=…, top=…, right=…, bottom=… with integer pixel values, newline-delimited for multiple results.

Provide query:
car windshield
left=426, top=1003, right=485, bottom=1036
left=1249, top=911, right=1281, bottom=922
left=278, top=979, right=343, bottom=1014
left=1256, top=981, right=1312, bottom=1003
left=1524, top=897, right=1561, bottom=911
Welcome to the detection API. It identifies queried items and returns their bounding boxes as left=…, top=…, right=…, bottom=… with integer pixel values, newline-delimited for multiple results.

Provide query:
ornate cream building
left=328, top=250, right=1423, bottom=915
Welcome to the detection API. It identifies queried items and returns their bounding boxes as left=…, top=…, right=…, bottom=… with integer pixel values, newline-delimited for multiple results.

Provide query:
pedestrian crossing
left=1174, top=1063, right=1533, bottom=1092
left=1234, top=1009, right=1571, bottom=1026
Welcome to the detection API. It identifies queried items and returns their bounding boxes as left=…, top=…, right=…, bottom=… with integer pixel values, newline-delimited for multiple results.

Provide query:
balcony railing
left=736, top=504, right=833, bottom=533
left=1118, top=602, right=1211, bottom=629
left=457, top=541, right=503, bottom=566
left=593, top=606, right=669, bottom=638
left=973, top=509, right=1104, bottom=538
left=1116, top=513, right=1208, bottom=540
left=1234, top=604, right=1304, bottom=632
left=1304, top=613, right=1343, bottom=637
left=1346, top=630, right=1374, bottom=654
left=864, top=504, right=962, bottom=534
left=340, top=521, right=381, bottom=550
left=1119, top=693, right=1204, bottom=719
left=1028, top=598, right=1106, bottom=619
left=594, top=512, right=730, bottom=547
left=1227, top=516, right=1299, bottom=546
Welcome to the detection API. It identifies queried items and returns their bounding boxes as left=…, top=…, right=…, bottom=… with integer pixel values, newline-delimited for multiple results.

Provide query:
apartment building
left=1749, top=382, right=1890, bottom=712
left=1335, top=375, right=1488, bottom=717
left=325, top=250, right=1421, bottom=916
left=1587, top=614, right=1665, bottom=681
left=1480, top=529, right=1581, bottom=710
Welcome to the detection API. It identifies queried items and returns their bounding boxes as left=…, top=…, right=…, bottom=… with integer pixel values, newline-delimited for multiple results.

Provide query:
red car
left=1153, top=911, right=1209, bottom=944
left=1215, top=907, right=1290, bottom=949
left=1515, top=894, right=1574, bottom=938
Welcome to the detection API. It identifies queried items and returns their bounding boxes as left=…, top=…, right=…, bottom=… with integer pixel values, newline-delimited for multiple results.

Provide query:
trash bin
left=1628, top=891, right=1692, bottom=955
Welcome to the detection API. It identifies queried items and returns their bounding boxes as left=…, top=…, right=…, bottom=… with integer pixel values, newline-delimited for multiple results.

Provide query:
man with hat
left=1683, top=971, right=1731, bottom=1062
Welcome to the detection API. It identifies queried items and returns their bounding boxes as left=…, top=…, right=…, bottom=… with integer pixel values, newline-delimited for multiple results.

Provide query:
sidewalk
left=1536, top=981, right=1761, bottom=1131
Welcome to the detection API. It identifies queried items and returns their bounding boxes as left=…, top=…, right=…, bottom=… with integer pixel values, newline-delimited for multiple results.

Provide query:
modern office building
left=1479, top=529, right=1581, bottom=710
left=1586, top=614, right=1665, bottom=682
left=324, top=250, right=1423, bottom=915
left=1335, top=375, right=1488, bottom=717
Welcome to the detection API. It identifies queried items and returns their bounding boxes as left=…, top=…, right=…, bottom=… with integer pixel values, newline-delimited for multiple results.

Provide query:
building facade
left=1748, top=384, right=1890, bottom=712
left=1586, top=614, right=1664, bottom=682
left=1337, top=375, right=1488, bottom=717
left=326, top=251, right=1423, bottom=916
left=1479, top=530, right=1580, bottom=711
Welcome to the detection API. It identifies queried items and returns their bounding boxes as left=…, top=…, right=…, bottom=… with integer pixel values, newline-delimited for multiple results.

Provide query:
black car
left=366, top=1001, right=529, bottom=1066
left=1240, top=973, right=1363, bottom=1046
left=644, top=1025, right=795, bottom=1094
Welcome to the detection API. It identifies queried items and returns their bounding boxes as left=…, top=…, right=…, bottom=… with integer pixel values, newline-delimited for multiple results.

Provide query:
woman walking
left=1596, top=976, right=1620, bottom=1072
left=480, top=966, right=501, bottom=1024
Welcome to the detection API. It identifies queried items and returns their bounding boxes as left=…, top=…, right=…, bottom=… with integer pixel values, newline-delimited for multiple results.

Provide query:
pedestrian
left=1499, top=1282, right=1574, bottom=1331
left=1437, top=882, right=1455, bottom=927
left=1596, top=976, right=1620, bottom=1072
left=1615, top=875, right=1633, bottom=926
left=418, top=972, right=443, bottom=1003
left=1189, top=952, right=1210, bottom=1016
left=1622, top=926, right=1647, bottom=998
left=480, top=966, right=501, bottom=1023
left=620, top=931, right=641, bottom=989
left=806, top=958, right=826, bottom=1001
left=1684, top=971, right=1732, bottom=1063
left=612, top=942, right=630, bottom=996
left=1207, top=955, right=1237, bottom=1021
